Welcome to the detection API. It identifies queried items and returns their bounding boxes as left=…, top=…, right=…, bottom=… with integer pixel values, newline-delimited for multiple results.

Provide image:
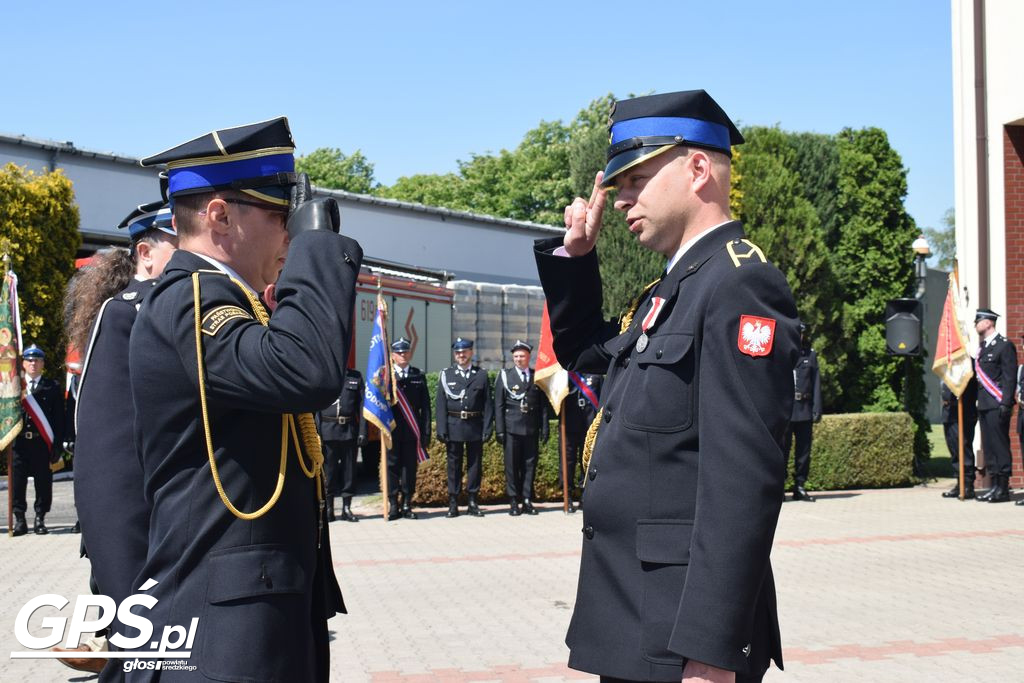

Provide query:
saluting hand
left=562, top=171, right=608, bottom=257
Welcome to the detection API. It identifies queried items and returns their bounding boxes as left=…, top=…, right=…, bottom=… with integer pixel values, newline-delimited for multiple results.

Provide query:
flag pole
left=378, top=280, right=390, bottom=522
left=5, top=446, right=11, bottom=536
left=559, top=411, right=569, bottom=513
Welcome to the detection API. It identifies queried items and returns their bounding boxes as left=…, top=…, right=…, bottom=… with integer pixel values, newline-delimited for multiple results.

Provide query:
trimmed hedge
left=395, top=380, right=916, bottom=503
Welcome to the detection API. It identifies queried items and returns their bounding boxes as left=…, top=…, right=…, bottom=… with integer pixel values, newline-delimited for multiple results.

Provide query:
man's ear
left=135, top=240, right=152, bottom=266
left=206, top=197, right=233, bottom=236
left=689, top=150, right=713, bottom=193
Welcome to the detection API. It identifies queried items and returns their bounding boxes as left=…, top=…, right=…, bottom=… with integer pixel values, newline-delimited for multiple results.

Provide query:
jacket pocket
left=199, top=545, right=312, bottom=682
left=636, top=519, right=693, bottom=664
left=622, top=333, right=695, bottom=433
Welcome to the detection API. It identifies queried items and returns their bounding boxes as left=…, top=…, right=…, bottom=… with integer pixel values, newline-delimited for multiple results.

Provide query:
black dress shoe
left=12, top=516, right=27, bottom=537
left=340, top=506, right=359, bottom=522
left=509, top=502, right=522, bottom=516
left=988, top=475, right=1010, bottom=503
left=522, top=499, right=539, bottom=515
left=71, top=521, right=81, bottom=533
left=446, top=496, right=459, bottom=518
left=941, top=483, right=961, bottom=498
left=34, top=516, right=49, bottom=535
left=1015, top=497, right=1024, bottom=506
left=792, top=486, right=816, bottom=502
left=387, top=504, right=402, bottom=521
left=566, top=500, right=577, bottom=514
left=467, top=494, right=484, bottom=517
left=401, top=505, right=418, bottom=519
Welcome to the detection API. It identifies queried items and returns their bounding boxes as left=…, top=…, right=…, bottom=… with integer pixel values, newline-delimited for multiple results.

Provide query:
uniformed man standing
left=131, top=119, right=357, bottom=681
left=535, top=90, right=799, bottom=682
left=386, top=337, right=431, bottom=520
left=494, top=340, right=549, bottom=516
left=560, top=372, right=602, bottom=512
left=10, top=345, right=65, bottom=536
left=318, top=369, right=364, bottom=522
left=436, top=338, right=493, bottom=518
left=973, top=308, right=1017, bottom=503
left=1016, top=347, right=1024, bottom=506
left=784, top=322, right=822, bottom=502
left=940, top=371, right=978, bottom=499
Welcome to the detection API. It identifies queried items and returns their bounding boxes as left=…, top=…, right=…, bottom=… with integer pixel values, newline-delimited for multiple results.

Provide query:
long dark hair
left=64, top=248, right=134, bottom=357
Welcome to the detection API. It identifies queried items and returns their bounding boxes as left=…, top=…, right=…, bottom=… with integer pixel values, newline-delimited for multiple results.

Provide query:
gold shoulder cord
left=192, top=273, right=324, bottom=520
left=580, top=277, right=661, bottom=483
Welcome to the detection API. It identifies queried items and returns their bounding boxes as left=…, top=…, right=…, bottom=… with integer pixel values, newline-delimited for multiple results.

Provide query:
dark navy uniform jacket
left=393, top=366, right=431, bottom=444
left=435, top=365, right=493, bottom=442
left=564, top=373, right=602, bottom=435
left=535, top=221, right=799, bottom=681
left=791, top=347, right=822, bottom=423
left=317, top=369, right=363, bottom=442
left=940, top=374, right=978, bottom=424
left=74, top=277, right=157, bottom=660
left=17, top=376, right=64, bottom=456
left=128, top=231, right=359, bottom=682
left=494, top=368, right=549, bottom=439
left=976, top=334, right=1017, bottom=412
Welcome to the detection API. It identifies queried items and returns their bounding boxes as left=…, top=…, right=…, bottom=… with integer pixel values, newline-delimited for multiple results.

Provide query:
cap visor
left=601, top=144, right=677, bottom=187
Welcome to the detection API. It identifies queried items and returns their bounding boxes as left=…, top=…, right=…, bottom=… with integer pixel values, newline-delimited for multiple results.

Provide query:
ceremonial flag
left=533, top=303, right=569, bottom=415
left=0, top=266, right=22, bottom=451
left=932, top=271, right=974, bottom=397
left=362, top=293, right=396, bottom=448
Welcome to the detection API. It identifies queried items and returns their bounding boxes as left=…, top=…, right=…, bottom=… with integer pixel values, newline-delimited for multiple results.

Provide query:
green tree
left=923, top=207, right=956, bottom=270
left=0, top=164, right=81, bottom=377
left=295, top=147, right=377, bottom=194
left=831, top=127, right=929, bottom=462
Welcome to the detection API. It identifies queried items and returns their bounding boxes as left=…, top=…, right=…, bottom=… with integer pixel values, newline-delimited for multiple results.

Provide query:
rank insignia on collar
left=738, top=315, right=776, bottom=357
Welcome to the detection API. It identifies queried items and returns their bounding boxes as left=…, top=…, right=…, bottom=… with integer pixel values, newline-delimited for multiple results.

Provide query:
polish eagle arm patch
left=201, top=305, right=253, bottom=336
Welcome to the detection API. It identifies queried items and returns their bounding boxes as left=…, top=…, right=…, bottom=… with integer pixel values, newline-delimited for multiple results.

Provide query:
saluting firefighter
left=318, top=369, right=364, bottom=522
left=436, top=337, right=493, bottom=518
left=494, top=340, right=550, bottom=516
left=131, top=118, right=357, bottom=682
left=973, top=308, right=1017, bottom=503
left=784, top=322, right=822, bottom=502
left=383, top=337, right=431, bottom=520
left=560, top=372, right=602, bottom=513
left=10, top=345, right=65, bottom=536
left=535, top=90, right=800, bottom=682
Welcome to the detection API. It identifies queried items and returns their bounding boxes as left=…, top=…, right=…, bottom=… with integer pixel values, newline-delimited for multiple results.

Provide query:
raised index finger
left=587, top=170, right=606, bottom=210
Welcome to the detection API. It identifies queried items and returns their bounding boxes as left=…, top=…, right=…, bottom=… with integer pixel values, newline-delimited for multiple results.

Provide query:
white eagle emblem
left=742, top=319, right=773, bottom=354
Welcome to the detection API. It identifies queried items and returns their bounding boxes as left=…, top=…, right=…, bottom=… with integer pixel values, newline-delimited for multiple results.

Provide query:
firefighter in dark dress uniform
left=560, top=372, right=602, bottom=513
left=973, top=308, right=1017, bottom=503
left=11, top=345, right=65, bottom=536
left=66, top=201, right=177, bottom=678
left=318, top=369, right=363, bottom=522
left=784, top=322, right=822, bottom=502
left=384, top=337, right=431, bottom=520
left=940, top=372, right=978, bottom=499
left=129, top=119, right=356, bottom=682
left=494, top=340, right=550, bottom=516
left=436, top=337, right=493, bottom=518
left=535, top=90, right=799, bottom=682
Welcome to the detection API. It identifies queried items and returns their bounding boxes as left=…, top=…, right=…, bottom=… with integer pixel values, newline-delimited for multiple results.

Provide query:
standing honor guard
left=318, top=369, right=364, bottom=522
left=973, top=308, right=1017, bottom=503
left=560, top=371, right=602, bottom=512
left=131, top=118, right=358, bottom=681
left=941, top=370, right=978, bottom=499
left=1017, top=343, right=1024, bottom=505
left=436, top=337, right=493, bottom=518
left=784, top=322, right=822, bottom=502
left=535, top=90, right=799, bottom=682
left=10, top=345, right=65, bottom=536
left=494, top=340, right=550, bottom=516
left=385, top=337, right=431, bottom=520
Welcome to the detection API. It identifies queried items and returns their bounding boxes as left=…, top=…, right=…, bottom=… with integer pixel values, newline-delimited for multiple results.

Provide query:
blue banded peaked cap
left=22, top=344, right=44, bottom=359
left=452, top=337, right=474, bottom=351
left=602, top=90, right=744, bottom=187
left=391, top=337, right=412, bottom=352
left=975, top=308, right=999, bottom=322
left=510, top=339, right=532, bottom=353
left=139, top=117, right=296, bottom=206
left=118, top=201, right=176, bottom=239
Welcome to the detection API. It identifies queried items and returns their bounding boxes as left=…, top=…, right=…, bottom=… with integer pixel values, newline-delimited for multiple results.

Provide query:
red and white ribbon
left=22, top=392, right=54, bottom=450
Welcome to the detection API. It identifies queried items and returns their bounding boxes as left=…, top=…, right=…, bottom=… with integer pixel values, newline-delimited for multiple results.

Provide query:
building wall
left=1003, top=125, right=1024, bottom=486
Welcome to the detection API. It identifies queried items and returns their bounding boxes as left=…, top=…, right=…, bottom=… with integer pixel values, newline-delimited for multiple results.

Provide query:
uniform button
left=623, top=356, right=631, bottom=367
left=589, top=467, right=597, bottom=481
left=604, top=410, right=612, bottom=423
left=583, top=525, right=594, bottom=539
left=655, top=349, right=663, bottom=359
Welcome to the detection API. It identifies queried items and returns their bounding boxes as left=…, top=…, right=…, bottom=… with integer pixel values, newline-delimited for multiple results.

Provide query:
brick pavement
left=1, top=478, right=1023, bottom=682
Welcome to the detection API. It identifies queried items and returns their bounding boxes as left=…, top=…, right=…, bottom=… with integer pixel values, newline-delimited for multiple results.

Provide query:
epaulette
left=726, top=239, right=767, bottom=268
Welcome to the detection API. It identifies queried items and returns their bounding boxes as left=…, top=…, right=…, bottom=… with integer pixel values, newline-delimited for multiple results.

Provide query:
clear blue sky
left=3, top=0, right=952, bottom=232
